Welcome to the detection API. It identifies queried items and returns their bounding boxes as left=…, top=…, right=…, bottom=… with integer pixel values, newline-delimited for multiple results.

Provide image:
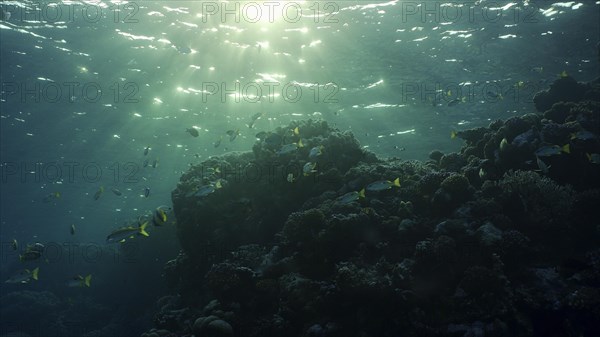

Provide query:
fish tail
left=139, top=222, right=149, bottom=237
left=359, top=188, right=366, bottom=198
left=562, top=144, right=570, bottom=154
left=393, top=178, right=401, bottom=187
left=84, top=275, right=92, bottom=287
left=32, top=267, right=39, bottom=281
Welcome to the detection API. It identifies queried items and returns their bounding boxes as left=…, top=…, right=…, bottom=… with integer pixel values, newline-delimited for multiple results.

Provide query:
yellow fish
left=93, top=186, right=104, bottom=201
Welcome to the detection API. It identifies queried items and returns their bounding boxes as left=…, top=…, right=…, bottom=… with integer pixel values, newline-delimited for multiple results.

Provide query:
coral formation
left=142, top=75, right=600, bottom=337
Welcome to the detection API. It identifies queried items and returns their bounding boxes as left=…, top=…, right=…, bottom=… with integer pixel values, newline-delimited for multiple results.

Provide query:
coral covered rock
left=154, top=76, right=600, bottom=337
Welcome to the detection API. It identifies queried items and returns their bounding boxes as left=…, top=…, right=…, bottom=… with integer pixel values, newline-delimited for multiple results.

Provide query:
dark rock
left=534, top=76, right=589, bottom=113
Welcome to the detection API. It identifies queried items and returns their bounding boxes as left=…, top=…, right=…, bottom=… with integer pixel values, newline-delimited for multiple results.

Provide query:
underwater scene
left=1, top=1, right=599, bottom=336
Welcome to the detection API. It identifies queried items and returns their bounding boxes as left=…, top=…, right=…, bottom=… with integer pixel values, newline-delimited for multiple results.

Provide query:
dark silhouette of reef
left=143, top=75, right=600, bottom=337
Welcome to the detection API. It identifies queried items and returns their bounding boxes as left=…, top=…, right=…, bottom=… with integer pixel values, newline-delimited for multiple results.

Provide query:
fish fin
left=32, top=267, right=39, bottom=280
left=55, top=192, right=61, bottom=198
left=84, top=275, right=91, bottom=287
left=156, top=209, right=167, bottom=222
left=139, top=222, right=149, bottom=237
left=393, top=178, right=400, bottom=187
left=586, top=153, right=592, bottom=161
left=450, top=131, right=457, bottom=139
left=359, top=188, right=365, bottom=198
left=562, top=144, right=570, bottom=154
left=298, top=139, right=304, bottom=148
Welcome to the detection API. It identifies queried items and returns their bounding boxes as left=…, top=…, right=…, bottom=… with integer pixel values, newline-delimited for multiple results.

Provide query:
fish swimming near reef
left=93, top=187, right=104, bottom=200
left=277, top=140, right=304, bottom=155
left=366, top=178, right=400, bottom=192
left=303, top=162, right=317, bottom=176
left=536, top=156, right=551, bottom=174
left=535, top=144, right=570, bottom=157
left=43, top=192, right=60, bottom=203
left=194, top=180, right=223, bottom=198
left=308, top=146, right=324, bottom=160
left=152, top=206, right=170, bottom=226
left=186, top=128, right=199, bottom=137
left=67, top=274, right=91, bottom=288
left=106, top=222, right=149, bottom=243
left=586, top=153, right=600, bottom=164
left=5, top=267, right=39, bottom=284
left=19, top=243, right=45, bottom=262
left=226, top=129, right=240, bottom=142
left=248, top=112, right=262, bottom=128
left=336, top=189, right=366, bottom=205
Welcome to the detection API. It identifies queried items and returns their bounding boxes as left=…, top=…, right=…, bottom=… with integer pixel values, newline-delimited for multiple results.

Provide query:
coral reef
left=1, top=291, right=60, bottom=325
left=171, top=120, right=378, bottom=268
left=145, top=75, right=600, bottom=337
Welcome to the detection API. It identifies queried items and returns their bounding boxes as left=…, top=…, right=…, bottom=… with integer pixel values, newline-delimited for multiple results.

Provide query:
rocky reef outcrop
left=145, top=75, right=600, bottom=337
